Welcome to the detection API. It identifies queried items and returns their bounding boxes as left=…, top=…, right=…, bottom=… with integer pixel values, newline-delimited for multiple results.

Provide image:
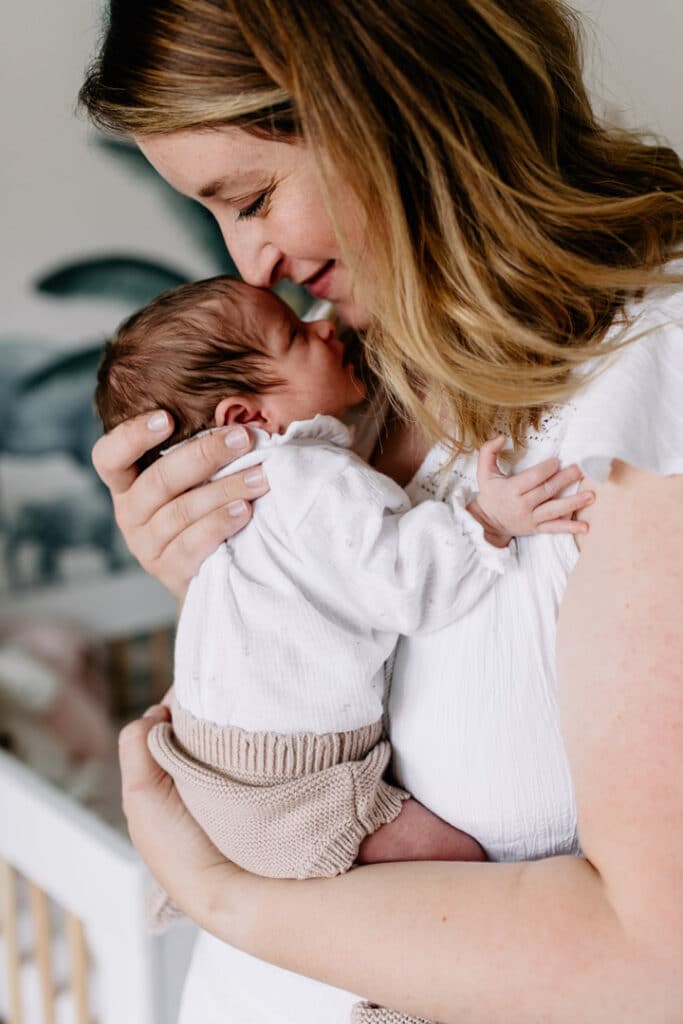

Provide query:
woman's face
left=136, top=128, right=370, bottom=328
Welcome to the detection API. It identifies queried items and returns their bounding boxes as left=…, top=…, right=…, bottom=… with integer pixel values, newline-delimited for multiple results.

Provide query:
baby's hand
left=468, top=435, right=594, bottom=548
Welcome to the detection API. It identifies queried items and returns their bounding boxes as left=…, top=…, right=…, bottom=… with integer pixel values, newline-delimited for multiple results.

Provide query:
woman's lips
left=303, top=260, right=336, bottom=300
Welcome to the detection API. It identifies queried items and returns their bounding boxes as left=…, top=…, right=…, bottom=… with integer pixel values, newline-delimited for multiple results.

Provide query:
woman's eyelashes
left=236, top=186, right=274, bottom=221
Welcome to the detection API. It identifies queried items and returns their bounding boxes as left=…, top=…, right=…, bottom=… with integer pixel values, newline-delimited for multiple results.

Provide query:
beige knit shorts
left=147, top=702, right=408, bottom=879
left=147, top=707, right=435, bottom=1024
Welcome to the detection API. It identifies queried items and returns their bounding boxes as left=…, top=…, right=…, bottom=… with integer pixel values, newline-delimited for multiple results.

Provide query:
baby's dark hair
left=95, top=276, right=283, bottom=468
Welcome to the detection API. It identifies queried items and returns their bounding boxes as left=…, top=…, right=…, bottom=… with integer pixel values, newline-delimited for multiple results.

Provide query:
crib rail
left=0, top=748, right=195, bottom=1024
left=1, top=861, right=91, bottom=1024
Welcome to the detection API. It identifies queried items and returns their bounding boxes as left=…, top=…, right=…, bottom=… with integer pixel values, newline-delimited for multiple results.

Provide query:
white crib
left=0, top=570, right=197, bottom=1024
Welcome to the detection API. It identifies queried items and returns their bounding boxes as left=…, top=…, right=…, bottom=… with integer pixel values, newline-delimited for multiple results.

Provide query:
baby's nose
left=313, top=319, right=336, bottom=342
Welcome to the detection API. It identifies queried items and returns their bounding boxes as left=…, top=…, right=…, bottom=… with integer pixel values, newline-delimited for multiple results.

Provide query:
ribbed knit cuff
left=171, top=699, right=385, bottom=783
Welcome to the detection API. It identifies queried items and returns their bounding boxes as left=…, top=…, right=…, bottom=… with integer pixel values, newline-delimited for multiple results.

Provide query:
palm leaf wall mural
left=1, top=135, right=309, bottom=590
left=36, top=256, right=191, bottom=306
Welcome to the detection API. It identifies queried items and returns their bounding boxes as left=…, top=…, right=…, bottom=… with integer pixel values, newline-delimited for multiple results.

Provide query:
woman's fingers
left=146, top=465, right=268, bottom=558
left=121, top=426, right=255, bottom=528
left=147, top=501, right=255, bottom=592
left=95, top=419, right=269, bottom=594
left=136, top=467, right=268, bottom=589
left=92, top=410, right=174, bottom=495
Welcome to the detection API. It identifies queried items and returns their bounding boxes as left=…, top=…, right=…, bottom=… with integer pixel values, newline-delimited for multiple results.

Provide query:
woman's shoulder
left=558, top=279, right=683, bottom=483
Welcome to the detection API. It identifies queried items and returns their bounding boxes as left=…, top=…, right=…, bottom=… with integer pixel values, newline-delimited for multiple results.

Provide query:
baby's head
left=95, top=276, right=366, bottom=466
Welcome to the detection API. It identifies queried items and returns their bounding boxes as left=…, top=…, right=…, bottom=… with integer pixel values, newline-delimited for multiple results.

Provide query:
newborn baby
left=96, top=277, right=587, bottom=1024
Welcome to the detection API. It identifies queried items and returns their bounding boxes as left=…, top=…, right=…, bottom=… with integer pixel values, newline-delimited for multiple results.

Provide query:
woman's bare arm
left=91, top=411, right=269, bottom=597
left=140, top=459, right=680, bottom=1022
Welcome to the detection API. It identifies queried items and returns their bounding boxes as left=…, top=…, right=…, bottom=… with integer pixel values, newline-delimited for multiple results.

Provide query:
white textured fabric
left=178, top=283, right=683, bottom=1024
left=175, top=415, right=512, bottom=735
left=392, top=283, right=683, bottom=864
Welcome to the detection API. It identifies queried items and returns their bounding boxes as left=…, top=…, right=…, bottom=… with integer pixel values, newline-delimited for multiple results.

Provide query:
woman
left=80, top=1, right=683, bottom=1021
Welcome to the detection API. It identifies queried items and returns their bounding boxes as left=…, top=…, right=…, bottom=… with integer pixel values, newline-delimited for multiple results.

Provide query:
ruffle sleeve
left=559, top=296, right=683, bottom=482
left=447, top=481, right=515, bottom=574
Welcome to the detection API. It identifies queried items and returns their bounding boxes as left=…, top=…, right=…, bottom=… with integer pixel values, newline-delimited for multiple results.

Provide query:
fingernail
left=143, top=704, right=166, bottom=719
left=147, top=412, right=169, bottom=432
left=225, top=427, right=249, bottom=449
left=228, top=500, right=248, bottom=517
left=583, top=492, right=595, bottom=503
left=243, top=467, right=265, bottom=488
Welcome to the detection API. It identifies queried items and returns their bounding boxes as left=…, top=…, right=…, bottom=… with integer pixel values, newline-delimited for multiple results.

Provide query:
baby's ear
left=214, top=396, right=267, bottom=428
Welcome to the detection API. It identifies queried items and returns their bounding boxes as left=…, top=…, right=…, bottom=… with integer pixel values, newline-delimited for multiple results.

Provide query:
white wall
left=575, top=0, right=682, bottom=153
left=0, top=0, right=680, bottom=346
left=0, top=0, right=216, bottom=345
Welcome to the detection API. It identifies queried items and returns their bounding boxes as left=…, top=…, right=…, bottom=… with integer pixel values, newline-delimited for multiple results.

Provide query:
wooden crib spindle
left=0, top=857, right=23, bottom=1024
left=65, top=910, right=90, bottom=1024
left=28, top=882, right=56, bottom=1024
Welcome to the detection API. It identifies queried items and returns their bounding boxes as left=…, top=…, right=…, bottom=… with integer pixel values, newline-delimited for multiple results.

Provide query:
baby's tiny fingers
left=535, top=518, right=590, bottom=535
left=524, top=463, right=583, bottom=505
left=476, top=435, right=508, bottom=482
left=532, top=491, right=595, bottom=524
left=514, top=457, right=561, bottom=494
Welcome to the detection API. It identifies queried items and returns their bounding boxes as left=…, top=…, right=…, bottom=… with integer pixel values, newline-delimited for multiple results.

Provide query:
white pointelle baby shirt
left=174, top=413, right=512, bottom=736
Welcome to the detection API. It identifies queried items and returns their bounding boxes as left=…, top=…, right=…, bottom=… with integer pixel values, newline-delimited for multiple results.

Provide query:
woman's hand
left=119, top=705, right=246, bottom=917
left=92, top=411, right=270, bottom=598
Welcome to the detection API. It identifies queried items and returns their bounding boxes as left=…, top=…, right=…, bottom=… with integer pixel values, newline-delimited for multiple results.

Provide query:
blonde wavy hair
left=80, top=0, right=683, bottom=453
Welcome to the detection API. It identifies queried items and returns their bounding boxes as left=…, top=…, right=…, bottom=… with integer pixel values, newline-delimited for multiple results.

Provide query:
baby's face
left=236, top=284, right=367, bottom=430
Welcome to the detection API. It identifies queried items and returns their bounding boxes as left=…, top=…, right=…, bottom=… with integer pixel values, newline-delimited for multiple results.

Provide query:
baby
left=96, top=278, right=587, bottom=1018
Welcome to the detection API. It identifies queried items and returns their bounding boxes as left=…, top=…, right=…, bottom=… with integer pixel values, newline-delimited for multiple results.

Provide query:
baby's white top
left=175, top=414, right=511, bottom=734
left=178, top=282, right=683, bottom=1024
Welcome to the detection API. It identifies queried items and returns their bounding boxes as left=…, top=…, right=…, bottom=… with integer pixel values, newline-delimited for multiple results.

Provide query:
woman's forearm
left=196, top=853, right=671, bottom=1023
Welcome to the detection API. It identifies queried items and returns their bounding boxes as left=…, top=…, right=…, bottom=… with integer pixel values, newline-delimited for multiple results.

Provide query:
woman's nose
left=215, top=216, right=282, bottom=288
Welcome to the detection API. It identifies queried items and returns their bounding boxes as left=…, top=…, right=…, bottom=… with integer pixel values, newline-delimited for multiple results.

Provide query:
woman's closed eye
left=236, top=187, right=273, bottom=221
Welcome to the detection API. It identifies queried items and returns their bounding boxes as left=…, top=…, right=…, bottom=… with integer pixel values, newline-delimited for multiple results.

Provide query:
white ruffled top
left=391, top=277, right=683, bottom=863
left=178, top=277, right=683, bottom=1024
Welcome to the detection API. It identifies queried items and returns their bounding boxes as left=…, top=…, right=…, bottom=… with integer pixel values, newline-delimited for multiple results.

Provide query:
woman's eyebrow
left=197, top=178, right=228, bottom=199
left=197, top=174, right=260, bottom=200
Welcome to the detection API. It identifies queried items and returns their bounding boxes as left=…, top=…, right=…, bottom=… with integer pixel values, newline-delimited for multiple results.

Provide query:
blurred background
left=0, top=1, right=680, bottom=1021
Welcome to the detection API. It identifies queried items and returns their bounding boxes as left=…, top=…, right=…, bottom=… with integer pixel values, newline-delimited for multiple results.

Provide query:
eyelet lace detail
left=407, top=402, right=577, bottom=505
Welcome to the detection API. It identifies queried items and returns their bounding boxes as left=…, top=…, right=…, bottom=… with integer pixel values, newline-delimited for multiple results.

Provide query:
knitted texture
left=146, top=714, right=428, bottom=1024
left=351, top=1003, right=437, bottom=1024
left=147, top=713, right=408, bottom=879
left=171, top=702, right=387, bottom=782
left=144, top=881, right=185, bottom=935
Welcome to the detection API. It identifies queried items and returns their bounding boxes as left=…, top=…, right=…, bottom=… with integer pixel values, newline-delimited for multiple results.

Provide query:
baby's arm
left=466, top=435, right=594, bottom=548
left=357, top=798, right=485, bottom=865
left=274, top=442, right=590, bottom=636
